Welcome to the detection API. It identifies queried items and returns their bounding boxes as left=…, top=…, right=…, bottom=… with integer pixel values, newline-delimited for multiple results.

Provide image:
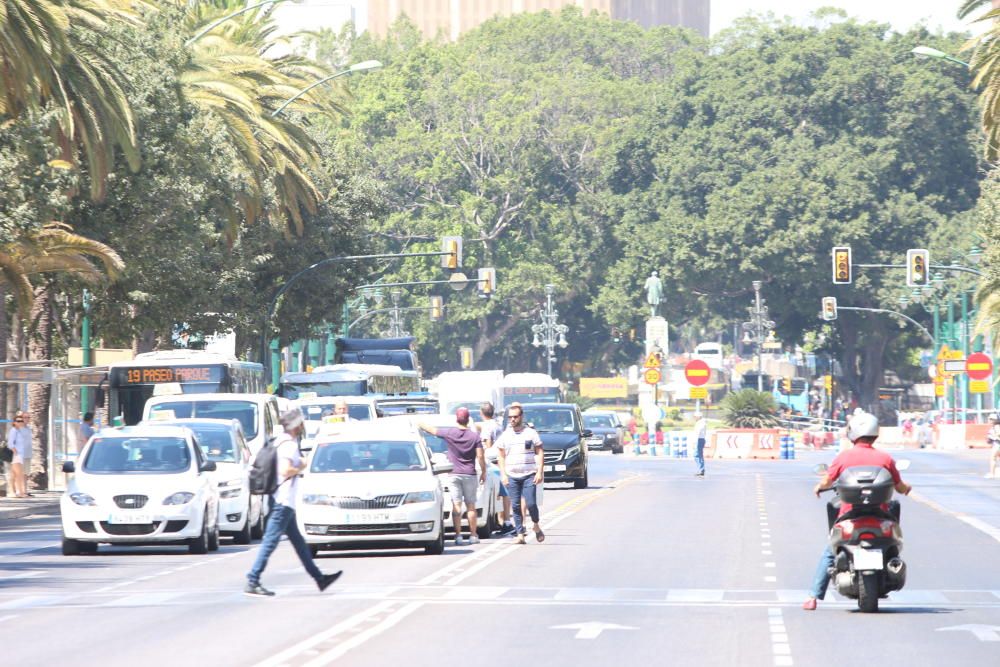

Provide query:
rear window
left=584, top=415, right=614, bottom=428
left=149, top=401, right=259, bottom=439
left=520, top=407, right=577, bottom=432
left=301, top=403, right=372, bottom=421
left=83, top=437, right=191, bottom=473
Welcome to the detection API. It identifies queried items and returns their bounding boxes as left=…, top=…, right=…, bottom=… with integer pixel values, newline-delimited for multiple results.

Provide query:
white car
left=60, top=425, right=221, bottom=555
left=382, top=414, right=502, bottom=538
left=143, top=393, right=281, bottom=457
left=297, top=421, right=447, bottom=555
left=296, top=396, right=379, bottom=451
left=142, top=418, right=265, bottom=544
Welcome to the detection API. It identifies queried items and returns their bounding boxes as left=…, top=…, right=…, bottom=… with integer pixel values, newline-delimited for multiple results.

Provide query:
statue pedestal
left=645, top=316, right=668, bottom=355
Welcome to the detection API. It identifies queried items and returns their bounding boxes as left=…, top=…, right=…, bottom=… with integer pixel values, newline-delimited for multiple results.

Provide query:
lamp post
left=271, top=60, right=383, bottom=117
left=741, top=280, right=774, bottom=392
left=531, top=284, right=568, bottom=377
left=911, top=46, right=971, bottom=68
left=387, top=289, right=407, bottom=338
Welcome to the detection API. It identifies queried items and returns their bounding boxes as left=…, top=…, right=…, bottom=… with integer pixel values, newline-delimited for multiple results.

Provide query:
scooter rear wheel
left=858, top=572, right=879, bottom=613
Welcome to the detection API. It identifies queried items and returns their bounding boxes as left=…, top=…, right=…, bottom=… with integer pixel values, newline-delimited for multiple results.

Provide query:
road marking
left=0, top=571, right=44, bottom=581
left=936, top=624, right=1000, bottom=642
left=0, top=614, right=18, bottom=622
left=551, top=622, right=638, bottom=639
left=768, top=607, right=794, bottom=666
left=910, top=491, right=1000, bottom=544
left=100, top=592, right=183, bottom=607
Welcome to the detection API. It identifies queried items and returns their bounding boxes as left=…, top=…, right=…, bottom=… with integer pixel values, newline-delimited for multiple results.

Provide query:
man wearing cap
left=693, top=411, right=708, bottom=477
left=245, top=407, right=342, bottom=597
left=419, top=408, right=486, bottom=546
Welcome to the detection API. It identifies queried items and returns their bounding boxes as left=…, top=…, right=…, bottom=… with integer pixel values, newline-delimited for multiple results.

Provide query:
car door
left=191, top=437, right=217, bottom=521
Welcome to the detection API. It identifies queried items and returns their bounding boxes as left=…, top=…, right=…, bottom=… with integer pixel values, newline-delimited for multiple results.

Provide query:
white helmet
left=847, top=411, right=879, bottom=441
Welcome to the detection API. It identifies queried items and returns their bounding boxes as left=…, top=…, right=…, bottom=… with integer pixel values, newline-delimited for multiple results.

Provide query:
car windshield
left=423, top=433, right=447, bottom=454
left=300, top=403, right=372, bottom=422
left=310, top=440, right=426, bottom=473
left=376, top=401, right=439, bottom=416
left=83, top=436, right=192, bottom=473
left=188, top=426, right=237, bottom=462
left=149, top=401, right=259, bottom=438
left=584, top=415, right=615, bottom=428
left=522, top=407, right=577, bottom=432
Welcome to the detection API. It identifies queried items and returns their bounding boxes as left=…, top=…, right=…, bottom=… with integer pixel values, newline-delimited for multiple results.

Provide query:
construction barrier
left=711, top=429, right=780, bottom=459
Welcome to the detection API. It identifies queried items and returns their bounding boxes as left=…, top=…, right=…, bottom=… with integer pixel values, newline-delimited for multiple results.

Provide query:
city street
left=1, top=448, right=998, bottom=666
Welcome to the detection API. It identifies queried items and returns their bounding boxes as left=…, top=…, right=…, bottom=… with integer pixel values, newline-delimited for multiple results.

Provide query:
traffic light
left=477, top=267, right=496, bottom=298
left=821, top=296, right=838, bottom=321
left=832, top=246, right=852, bottom=284
left=628, top=328, right=636, bottom=341
left=429, top=295, right=443, bottom=321
left=441, top=236, right=462, bottom=270
left=611, top=327, right=621, bottom=343
left=459, top=346, right=473, bottom=369
left=780, top=377, right=792, bottom=394
left=906, top=248, right=929, bottom=287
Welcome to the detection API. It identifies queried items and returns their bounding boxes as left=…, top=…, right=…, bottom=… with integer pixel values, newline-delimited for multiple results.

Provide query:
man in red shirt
left=802, top=412, right=911, bottom=610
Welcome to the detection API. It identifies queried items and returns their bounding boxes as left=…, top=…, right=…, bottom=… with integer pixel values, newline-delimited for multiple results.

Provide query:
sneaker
left=244, top=582, right=275, bottom=597
left=695, top=472, right=705, bottom=477
left=802, top=597, right=817, bottom=611
left=468, top=535, right=480, bottom=545
left=499, top=524, right=516, bottom=536
left=513, top=534, right=526, bottom=545
left=317, top=571, right=343, bottom=592
left=455, top=536, right=466, bottom=546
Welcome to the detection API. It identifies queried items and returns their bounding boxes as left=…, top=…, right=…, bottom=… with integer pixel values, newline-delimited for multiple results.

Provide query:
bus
left=500, top=373, right=561, bottom=409
left=774, top=377, right=810, bottom=415
left=275, top=364, right=421, bottom=400
left=108, top=350, right=264, bottom=425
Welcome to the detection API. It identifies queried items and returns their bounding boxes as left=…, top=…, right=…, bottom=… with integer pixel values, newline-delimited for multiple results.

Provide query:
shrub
left=720, top=390, right=779, bottom=428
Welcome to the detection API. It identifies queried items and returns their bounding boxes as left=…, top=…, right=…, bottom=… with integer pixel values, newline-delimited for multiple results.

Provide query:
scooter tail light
left=879, top=520, right=895, bottom=536
left=838, top=519, right=854, bottom=538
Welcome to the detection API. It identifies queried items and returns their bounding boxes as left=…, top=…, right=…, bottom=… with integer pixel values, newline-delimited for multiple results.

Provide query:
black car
left=582, top=411, right=625, bottom=454
left=512, top=403, right=590, bottom=489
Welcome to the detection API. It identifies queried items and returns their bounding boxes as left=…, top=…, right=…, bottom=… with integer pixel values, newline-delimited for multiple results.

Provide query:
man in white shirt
left=495, top=403, right=545, bottom=545
left=245, top=407, right=342, bottom=597
left=478, top=402, right=514, bottom=536
left=693, top=412, right=707, bottom=477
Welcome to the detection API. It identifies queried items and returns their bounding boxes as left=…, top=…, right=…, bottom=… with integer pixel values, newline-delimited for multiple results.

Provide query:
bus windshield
left=148, top=401, right=259, bottom=439
left=278, top=381, right=367, bottom=400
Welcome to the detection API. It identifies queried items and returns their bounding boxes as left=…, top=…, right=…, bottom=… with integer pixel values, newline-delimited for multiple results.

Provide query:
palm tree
left=959, top=1, right=1000, bottom=160
left=0, top=223, right=124, bottom=488
left=0, top=0, right=141, bottom=198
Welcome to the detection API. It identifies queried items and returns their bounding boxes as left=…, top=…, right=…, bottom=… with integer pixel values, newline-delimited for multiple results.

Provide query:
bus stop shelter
left=0, top=362, right=107, bottom=491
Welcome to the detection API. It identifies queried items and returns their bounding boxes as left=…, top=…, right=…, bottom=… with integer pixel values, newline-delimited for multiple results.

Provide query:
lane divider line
left=910, top=490, right=1000, bottom=544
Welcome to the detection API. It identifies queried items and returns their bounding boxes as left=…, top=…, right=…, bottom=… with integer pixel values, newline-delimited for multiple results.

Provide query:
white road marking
left=0, top=614, right=19, bottom=622
left=910, top=491, right=1000, bottom=544
left=301, top=602, right=424, bottom=667
left=936, top=624, right=1000, bottom=642
left=768, top=607, right=794, bottom=666
left=550, top=622, right=638, bottom=639
left=764, top=576, right=777, bottom=583
left=0, top=571, right=44, bottom=581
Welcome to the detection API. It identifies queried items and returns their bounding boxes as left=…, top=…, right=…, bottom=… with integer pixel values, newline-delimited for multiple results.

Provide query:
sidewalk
left=0, top=491, right=61, bottom=521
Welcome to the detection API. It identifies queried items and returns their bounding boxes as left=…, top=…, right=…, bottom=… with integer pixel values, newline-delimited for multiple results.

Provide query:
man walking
left=79, top=412, right=96, bottom=446
left=693, top=411, right=707, bottom=477
left=419, top=408, right=486, bottom=545
left=245, top=407, right=342, bottom=597
left=496, top=403, right=545, bottom=545
left=478, top=402, right=514, bottom=536
left=7, top=411, right=32, bottom=498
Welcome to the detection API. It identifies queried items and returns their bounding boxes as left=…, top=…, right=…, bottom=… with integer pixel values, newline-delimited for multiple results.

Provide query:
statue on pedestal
left=644, top=271, right=663, bottom=318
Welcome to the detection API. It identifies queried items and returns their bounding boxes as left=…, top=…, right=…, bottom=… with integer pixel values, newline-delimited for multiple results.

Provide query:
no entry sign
left=684, top=360, right=710, bottom=386
left=966, top=352, right=993, bottom=380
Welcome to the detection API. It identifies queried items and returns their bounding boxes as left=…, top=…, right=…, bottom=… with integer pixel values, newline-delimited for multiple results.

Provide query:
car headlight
left=403, top=491, right=435, bottom=504
left=163, top=492, right=195, bottom=505
left=217, top=479, right=243, bottom=499
left=604, top=434, right=614, bottom=442
left=565, top=445, right=581, bottom=459
left=303, top=494, right=333, bottom=505
left=70, top=492, right=96, bottom=506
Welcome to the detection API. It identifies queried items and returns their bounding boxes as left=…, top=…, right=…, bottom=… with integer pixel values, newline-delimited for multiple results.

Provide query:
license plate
left=108, top=512, right=152, bottom=525
left=347, top=512, right=390, bottom=524
left=587, top=438, right=602, bottom=444
left=852, top=547, right=883, bottom=571
left=545, top=465, right=554, bottom=472
left=554, top=464, right=566, bottom=471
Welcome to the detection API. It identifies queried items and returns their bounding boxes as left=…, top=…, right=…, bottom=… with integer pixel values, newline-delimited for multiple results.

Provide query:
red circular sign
left=966, top=352, right=993, bottom=380
left=684, top=360, right=710, bottom=386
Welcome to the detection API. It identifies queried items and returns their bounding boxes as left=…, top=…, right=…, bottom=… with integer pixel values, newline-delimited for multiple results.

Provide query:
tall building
left=368, top=0, right=710, bottom=41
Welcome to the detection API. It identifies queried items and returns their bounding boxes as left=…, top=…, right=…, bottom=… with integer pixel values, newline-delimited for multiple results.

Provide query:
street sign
left=684, top=360, right=710, bottom=386
left=937, top=344, right=951, bottom=360
left=966, top=352, right=993, bottom=380
left=643, top=352, right=661, bottom=369
left=643, top=368, right=662, bottom=385
left=935, top=378, right=945, bottom=397
left=943, top=359, right=967, bottom=373
left=690, top=386, right=708, bottom=399
left=970, top=380, right=990, bottom=394
left=823, top=375, right=832, bottom=391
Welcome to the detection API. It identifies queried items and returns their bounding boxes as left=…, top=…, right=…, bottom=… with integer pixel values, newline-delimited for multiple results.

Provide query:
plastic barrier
left=712, top=429, right=781, bottom=459
left=965, top=424, right=991, bottom=449
left=779, top=435, right=796, bottom=460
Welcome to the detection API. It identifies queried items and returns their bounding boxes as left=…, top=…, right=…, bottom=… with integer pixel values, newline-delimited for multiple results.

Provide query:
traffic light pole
left=835, top=306, right=933, bottom=342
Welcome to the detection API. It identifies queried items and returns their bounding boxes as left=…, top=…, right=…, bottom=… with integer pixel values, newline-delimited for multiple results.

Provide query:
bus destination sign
left=111, top=366, right=224, bottom=385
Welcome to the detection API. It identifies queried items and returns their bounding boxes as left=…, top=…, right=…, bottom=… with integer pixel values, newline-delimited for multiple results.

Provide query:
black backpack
left=248, top=437, right=281, bottom=495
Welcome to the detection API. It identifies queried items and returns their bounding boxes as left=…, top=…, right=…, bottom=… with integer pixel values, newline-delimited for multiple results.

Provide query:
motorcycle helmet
left=846, top=411, right=879, bottom=441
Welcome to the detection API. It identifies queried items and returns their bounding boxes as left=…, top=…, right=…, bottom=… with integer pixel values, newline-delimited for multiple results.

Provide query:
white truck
left=434, top=370, right=505, bottom=415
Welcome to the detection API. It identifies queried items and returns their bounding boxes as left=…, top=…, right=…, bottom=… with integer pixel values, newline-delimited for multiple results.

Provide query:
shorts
left=447, top=474, right=478, bottom=506
left=12, top=453, right=29, bottom=467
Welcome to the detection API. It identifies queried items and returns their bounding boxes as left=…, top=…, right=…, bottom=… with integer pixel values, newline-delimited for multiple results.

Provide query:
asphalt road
left=1, top=448, right=999, bottom=667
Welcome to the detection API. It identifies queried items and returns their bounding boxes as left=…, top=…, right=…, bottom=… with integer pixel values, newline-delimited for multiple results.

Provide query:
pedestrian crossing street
left=3, top=584, right=1000, bottom=611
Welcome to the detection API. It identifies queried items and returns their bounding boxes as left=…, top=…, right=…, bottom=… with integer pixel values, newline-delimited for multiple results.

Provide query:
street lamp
left=911, top=46, right=971, bottom=68
left=387, top=289, right=407, bottom=338
left=272, top=60, right=383, bottom=117
left=531, top=284, right=569, bottom=377
left=741, top=280, right=775, bottom=392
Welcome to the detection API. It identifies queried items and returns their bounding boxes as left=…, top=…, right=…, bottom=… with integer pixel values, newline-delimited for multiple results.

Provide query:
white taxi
left=60, top=425, right=220, bottom=555
left=297, top=421, right=447, bottom=555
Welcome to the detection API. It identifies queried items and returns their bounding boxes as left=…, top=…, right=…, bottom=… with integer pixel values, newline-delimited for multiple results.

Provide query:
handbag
left=0, top=444, right=12, bottom=463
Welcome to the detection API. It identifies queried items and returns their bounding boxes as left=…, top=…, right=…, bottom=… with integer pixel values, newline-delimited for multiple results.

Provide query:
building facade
left=368, top=0, right=710, bottom=40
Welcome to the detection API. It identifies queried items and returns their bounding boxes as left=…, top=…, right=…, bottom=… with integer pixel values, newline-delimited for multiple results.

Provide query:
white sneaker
left=455, top=536, right=466, bottom=546
left=468, top=535, right=480, bottom=545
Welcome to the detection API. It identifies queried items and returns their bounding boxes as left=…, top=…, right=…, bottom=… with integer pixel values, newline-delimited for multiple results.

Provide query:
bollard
left=787, top=434, right=796, bottom=460
left=671, top=435, right=680, bottom=459
left=679, top=435, right=689, bottom=459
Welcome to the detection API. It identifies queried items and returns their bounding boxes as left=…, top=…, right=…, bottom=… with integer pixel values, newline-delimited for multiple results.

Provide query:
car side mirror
left=582, top=429, right=593, bottom=438
left=200, top=461, right=217, bottom=473
left=62, top=461, right=75, bottom=473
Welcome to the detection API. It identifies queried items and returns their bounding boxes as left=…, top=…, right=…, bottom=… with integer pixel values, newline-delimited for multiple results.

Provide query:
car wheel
left=189, top=513, right=210, bottom=555
left=574, top=468, right=589, bottom=489
left=208, top=514, right=221, bottom=552
left=233, top=503, right=253, bottom=545
left=80, top=541, right=98, bottom=554
left=477, top=496, right=496, bottom=539
left=251, top=501, right=266, bottom=540
left=424, top=523, right=445, bottom=555
left=62, top=536, right=82, bottom=556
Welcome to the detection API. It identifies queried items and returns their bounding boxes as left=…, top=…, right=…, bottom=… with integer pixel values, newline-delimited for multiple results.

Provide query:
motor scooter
left=815, top=461, right=910, bottom=613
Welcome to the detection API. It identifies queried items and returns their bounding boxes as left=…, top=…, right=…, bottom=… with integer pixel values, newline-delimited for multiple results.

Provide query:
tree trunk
left=27, top=282, right=52, bottom=490
left=0, top=284, right=7, bottom=438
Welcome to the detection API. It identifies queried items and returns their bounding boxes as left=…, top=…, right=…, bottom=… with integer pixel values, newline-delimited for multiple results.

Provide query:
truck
left=433, top=370, right=504, bottom=415
left=334, top=336, right=420, bottom=374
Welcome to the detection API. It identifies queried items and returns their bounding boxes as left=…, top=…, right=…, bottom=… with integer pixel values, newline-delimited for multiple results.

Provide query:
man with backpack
left=245, top=407, right=342, bottom=597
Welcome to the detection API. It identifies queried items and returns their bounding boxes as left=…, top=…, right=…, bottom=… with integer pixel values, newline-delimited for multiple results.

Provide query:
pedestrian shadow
left=315, top=549, right=450, bottom=559
left=849, top=607, right=957, bottom=615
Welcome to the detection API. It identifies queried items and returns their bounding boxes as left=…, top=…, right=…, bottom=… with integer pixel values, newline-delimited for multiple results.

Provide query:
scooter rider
left=802, top=411, right=912, bottom=611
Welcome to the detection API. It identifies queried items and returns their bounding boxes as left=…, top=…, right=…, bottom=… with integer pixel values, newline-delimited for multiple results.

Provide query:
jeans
left=695, top=438, right=706, bottom=474
left=809, top=545, right=835, bottom=599
left=506, top=475, right=539, bottom=535
left=247, top=503, right=322, bottom=585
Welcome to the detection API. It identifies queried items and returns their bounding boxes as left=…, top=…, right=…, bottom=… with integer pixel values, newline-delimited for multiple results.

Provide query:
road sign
left=937, top=344, right=951, bottom=360
left=643, top=368, right=662, bottom=385
left=943, top=359, right=967, bottom=373
left=684, top=360, right=710, bottom=386
left=690, top=386, right=708, bottom=399
left=823, top=375, right=832, bottom=391
left=643, top=352, right=661, bottom=369
left=966, top=352, right=993, bottom=380
left=935, top=378, right=945, bottom=397
left=970, top=380, right=990, bottom=394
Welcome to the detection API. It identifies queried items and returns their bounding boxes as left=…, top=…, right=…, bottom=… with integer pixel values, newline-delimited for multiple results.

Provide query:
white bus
left=693, top=342, right=724, bottom=371
left=108, top=350, right=264, bottom=425
left=500, top=373, right=561, bottom=409
left=275, top=364, right=421, bottom=400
